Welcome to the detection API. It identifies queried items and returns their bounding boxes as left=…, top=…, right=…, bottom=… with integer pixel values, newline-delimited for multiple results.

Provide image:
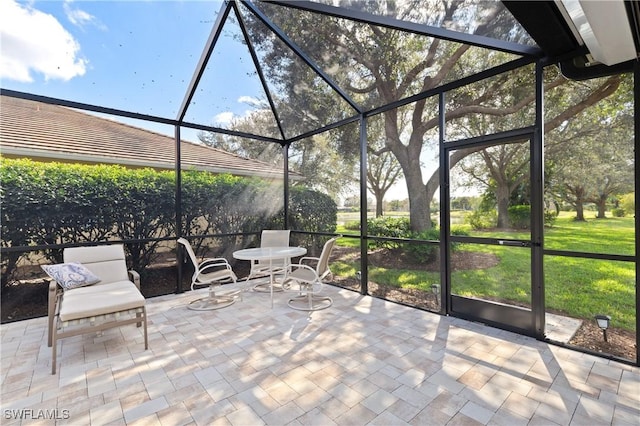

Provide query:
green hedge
left=367, top=217, right=413, bottom=249
left=507, top=205, right=531, bottom=229
left=289, top=186, right=337, bottom=254
left=465, top=209, right=497, bottom=230
left=365, top=216, right=468, bottom=263
left=1, top=158, right=336, bottom=287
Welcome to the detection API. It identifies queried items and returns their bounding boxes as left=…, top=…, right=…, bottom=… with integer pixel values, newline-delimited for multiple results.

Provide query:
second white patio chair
left=178, top=238, right=240, bottom=310
left=285, top=236, right=338, bottom=311
left=246, top=230, right=291, bottom=285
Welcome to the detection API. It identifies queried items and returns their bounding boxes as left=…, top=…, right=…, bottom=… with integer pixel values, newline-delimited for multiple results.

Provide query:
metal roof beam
left=233, top=2, right=288, bottom=140
left=2, top=89, right=178, bottom=127
left=177, top=1, right=232, bottom=123
left=241, top=0, right=363, bottom=114
left=270, top=0, right=542, bottom=57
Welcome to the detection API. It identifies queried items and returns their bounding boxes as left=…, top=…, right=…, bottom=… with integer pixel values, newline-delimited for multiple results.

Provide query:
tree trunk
left=375, top=191, right=384, bottom=217
left=596, top=198, right=607, bottom=218
left=404, top=146, right=488, bottom=233
left=406, top=170, right=432, bottom=232
left=575, top=201, right=586, bottom=221
left=496, top=185, right=511, bottom=228
left=385, top=111, right=434, bottom=232
left=569, top=185, right=588, bottom=221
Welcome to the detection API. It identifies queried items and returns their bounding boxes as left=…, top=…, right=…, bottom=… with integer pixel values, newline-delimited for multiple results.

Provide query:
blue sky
left=1, top=0, right=266, bottom=142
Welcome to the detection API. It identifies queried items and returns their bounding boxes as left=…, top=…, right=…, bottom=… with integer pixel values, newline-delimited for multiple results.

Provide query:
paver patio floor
left=2, top=283, right=639, bottom=425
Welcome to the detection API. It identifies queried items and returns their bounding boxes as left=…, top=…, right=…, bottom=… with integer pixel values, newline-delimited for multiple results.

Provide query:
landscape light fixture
left=431, top=284, right=440, bottom=306
left=594, top=314, right=611, bottom=342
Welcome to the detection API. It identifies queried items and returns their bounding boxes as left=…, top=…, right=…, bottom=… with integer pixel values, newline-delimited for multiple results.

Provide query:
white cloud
left=213, top=98, right=269, bottom=126
left=213, top=111, right=234, bottom=125
left=0, top=0, right=87, bottom=82
left=238, top=95, right=265, bottom=108
left=63, top=0, right=105, bottom=30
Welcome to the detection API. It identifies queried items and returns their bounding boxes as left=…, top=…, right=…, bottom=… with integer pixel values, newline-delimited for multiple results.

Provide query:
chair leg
left=143, top=308, right=148, bottom=350
left=47, top=316, right=54, bottom=347
left=51, top=333, right=57, bottom=375
left=47, top=284, right=57, bottom=347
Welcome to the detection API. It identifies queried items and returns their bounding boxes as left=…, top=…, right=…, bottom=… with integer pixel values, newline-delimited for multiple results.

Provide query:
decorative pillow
left=41, top=262, right=101, bottom=290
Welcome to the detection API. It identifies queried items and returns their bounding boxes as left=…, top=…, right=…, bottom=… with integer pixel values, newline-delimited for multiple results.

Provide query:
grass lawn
left=333, top=214, right=636, bottom=331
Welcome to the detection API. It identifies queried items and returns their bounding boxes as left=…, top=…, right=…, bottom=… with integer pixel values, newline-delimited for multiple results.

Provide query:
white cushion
left=64, top=245, right=129, bottom=284
left=59, top=280, right=145, bottom=322
left=41, top=263, right=101, bottom=290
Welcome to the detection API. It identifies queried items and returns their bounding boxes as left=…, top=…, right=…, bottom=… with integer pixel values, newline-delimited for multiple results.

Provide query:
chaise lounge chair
left=46, top=244, right=148, bottom=374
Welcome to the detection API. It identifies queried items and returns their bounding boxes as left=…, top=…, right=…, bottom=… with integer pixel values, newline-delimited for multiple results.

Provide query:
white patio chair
left=246, top=230, right=291, bottom=284
left=285, top=236, right=338, bottom=311
left=178, top=237, right=240, bottom=310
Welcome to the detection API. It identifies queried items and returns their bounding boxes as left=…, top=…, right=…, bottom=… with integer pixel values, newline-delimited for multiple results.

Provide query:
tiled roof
left=0, top=95, right=289, bottom=179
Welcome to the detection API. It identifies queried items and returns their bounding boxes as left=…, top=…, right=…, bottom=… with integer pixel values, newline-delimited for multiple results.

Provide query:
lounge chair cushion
left=42, top=262, right=101, bottom=290
left=58, top=280, right=145, bottom=322
left=64, top=245, right=130, bottom=284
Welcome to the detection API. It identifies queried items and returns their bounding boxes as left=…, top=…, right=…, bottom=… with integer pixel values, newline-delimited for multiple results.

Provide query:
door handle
left=497, top=240, right=529, bottom=247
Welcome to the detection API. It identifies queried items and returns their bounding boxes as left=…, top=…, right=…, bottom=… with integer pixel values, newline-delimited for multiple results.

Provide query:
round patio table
left=233, top=246, right=306, bottom=307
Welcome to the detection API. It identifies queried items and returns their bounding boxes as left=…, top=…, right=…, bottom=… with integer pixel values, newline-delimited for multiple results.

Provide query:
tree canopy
left=202, top=1, right=632, bottom=231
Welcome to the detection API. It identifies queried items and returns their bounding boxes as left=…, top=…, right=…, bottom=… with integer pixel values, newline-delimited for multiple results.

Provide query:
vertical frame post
left=175, top=125, right=183, bottom=294
left=283, top=143, right=290, bottom=229
left=532, top=61, right=545, bottom=338
left=360, top=114, right=368, bottom=295
left=634, top=60, right=639, bottom=367
left=439, top=92, right=450, bottom=313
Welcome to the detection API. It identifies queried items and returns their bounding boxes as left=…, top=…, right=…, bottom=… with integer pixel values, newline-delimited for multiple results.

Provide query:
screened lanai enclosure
left=1, top=1, right=639, bottom=365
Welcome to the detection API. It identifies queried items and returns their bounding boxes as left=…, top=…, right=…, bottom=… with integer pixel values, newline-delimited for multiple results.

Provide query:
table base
left=252, top=281, right=291, bottom=293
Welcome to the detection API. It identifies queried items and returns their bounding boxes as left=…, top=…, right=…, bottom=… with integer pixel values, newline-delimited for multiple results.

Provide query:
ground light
left=594, top=314, right=611, bottom=342
left=431, top=283, right=440, bottom=306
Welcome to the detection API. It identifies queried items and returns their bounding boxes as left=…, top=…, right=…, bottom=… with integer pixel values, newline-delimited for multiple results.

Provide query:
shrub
left=404, top=226, right=469, bottom=263
left=343, top=220, right=360, bottom=231
left=612, top=207, right=626, bottom=217
left=465, top=209, right=497, bottom=230
left=508, top=205, right=530, bottom=229
left=619, top=192, right=634, bottom=214
left=450, top=226, right=470, bottom=249
left=288, top=186, right=338, bottom=252
left=367, top=217, right=412, bottom=249
left=406, top=228, right=440, bottom=262
left=0, top=159, right=175, bottom=270
left=544, top=210, right=558, bottom=227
